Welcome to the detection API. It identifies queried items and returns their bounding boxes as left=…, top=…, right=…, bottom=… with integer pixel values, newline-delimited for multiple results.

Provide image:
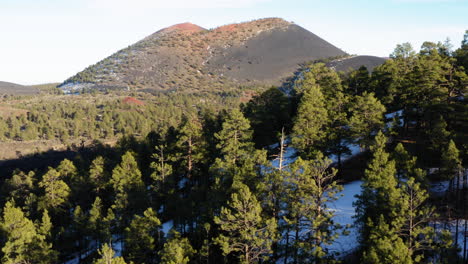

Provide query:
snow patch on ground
left=430, top=175, right=467, bottom=195
left=329, top=143, right=361, bottom=164
left=270, top=146, right=298, bottom=168
left=269, top=145, right=364, bottom=257
left=326, top=180, right=362, bottom=256
left=162, top=220, right=174, bottom=235
left=385, top=109, right=404, bottom=120
left=433, top=220, right=468, bottom=258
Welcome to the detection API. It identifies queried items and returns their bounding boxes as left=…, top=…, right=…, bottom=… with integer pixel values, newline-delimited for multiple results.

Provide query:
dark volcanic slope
left=0, top=81, right=39, bottom=95
left=207, top=24, right=346, bottom=82
left=60, top=18, right=347, bottom=92
left=326, top=55, right=387, bottom=73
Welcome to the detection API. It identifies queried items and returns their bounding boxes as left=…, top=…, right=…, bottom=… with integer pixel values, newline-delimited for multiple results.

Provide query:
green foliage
left=175, top=114, right=206, bottom=178
left=392, top=143, right=423, bottom=182
left=124, top=208, right=162, bottom=263
left=348, top=92, right=386, bottom=148
left=0, top=31, right=466, bottom=264
left=292, top=83, right=328, bottom=157
left=1, top=202, right=57, bottom=264
left=440, top=140, right=461, bottom=180
left=454, top=30, right=468, bottom=72
left=38, top=167, right=71, bottom=211
left=355, top=132, right=403, bottom=242
left=215, top=108, right=254, bottom=165
left=159, top=230, right=195, bottom=264
left=150, top=144, right=173, bottom=194
left=284, top=154, right=343, bottom=262
left=362, top=216, right=412, bottom=264
left=242, top=87, right=292, bottom=147
left=2, top=170, right=35, bottom=210
left=214, top=183, right=277, bottom=264
left=111, top=151, right=145, bottom=217
left=347, top=66, right=371, bottom=96
left=89, top=156, right=107, bottom=194
left=94, top=243, right=127, bottom=264
left=400, top=177, right=442, bottom=262
left=390, top=42, right=416, bottom=59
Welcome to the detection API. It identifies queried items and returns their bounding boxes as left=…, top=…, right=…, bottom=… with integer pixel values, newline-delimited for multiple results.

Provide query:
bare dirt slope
left=207, top=24, right=346, bottom=83
left=326, top=55, right=387, bottom=73
left=59, top=18, right=346, bottom=93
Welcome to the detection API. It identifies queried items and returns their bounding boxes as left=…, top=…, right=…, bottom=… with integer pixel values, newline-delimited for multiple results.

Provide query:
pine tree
left=392, top=143, right=424, bottom=183
left=399, top=177, right=448, bottom=262
left=210, top=109, right=265, bottom=212
left=159, top=230, right=195, bottom=264
left=88, top=197, right=104, bottom=249
left=38, top=209, right=52, bottom=239
left=38, top=167, right=70, bottom=211
left=214, top=183, right=277, bottom=264
left=111, top=151, right=146, bottom=220
left=150, top=144, right=173, bottom=188
left=347, top=66, right=372, bottom=96
left=427, top=115, right=450, bottom=157
left=292, top=84, right=328, bottom=157
left=294, top=63, right=344, bottom=100
left=30, top=209, right=58, bottom=264
left=441, top=139, right=461, bottom=181
left=150, top=144, right=174, bottom=208
left=362, top=216, right=412, bottom=264
left=102, top=208, right=117, bottom=244
left=124, top=208, right=162, bottom=264
left=354, top=132, right=403, bottom=244
left=3, top=170, right=36, bottom=210
left=241, top=87, right=292, bottom=147
left=284, top=154, right=343, bottom=262
left=57, top=159, right=77, bottom=180
left=89, top=156, right=107, bottom=194
left=175, top=114, right=205, bottom=179
left=1, top=202, right=57, bottom=264
left=214, top=108, right=254, bottom=165
left=323, top=90, right=351, bottom=173
left=93, top=243, right=127, bottom=264
left=72, top=205, right=89, bottom=261
left=1, top=201, right=37, bottom=264
left=348, top=92, right=385, bottom=149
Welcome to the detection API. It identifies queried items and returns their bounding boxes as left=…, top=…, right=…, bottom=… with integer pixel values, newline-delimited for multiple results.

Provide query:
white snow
left=178, top=178, right=189, bottom=189
left=162, top=220, right=174, bottom=235
left=329, top=143, right=361, bottom=164
left=270, top=145, right=298, bottom=168
left=326, top=180, right=362, bottom=256
left=385, top=109, right=404, bottom=120
left=433, top=220, right=468, bottom=258
left=112, top=235, right=123, bottom=257
left=430, top=180, right=450, bottom=195
left=429, top=175, right=467, bottom=195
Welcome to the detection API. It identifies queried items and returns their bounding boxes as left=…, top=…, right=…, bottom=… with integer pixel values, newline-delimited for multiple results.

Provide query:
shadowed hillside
left=0, top=81, right=39, bottom=95
left=326, top=55, right=387, bottom=72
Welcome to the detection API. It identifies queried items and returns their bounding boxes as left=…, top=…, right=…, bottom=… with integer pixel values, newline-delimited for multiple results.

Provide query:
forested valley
left=0, top=32, right=467, bottom=264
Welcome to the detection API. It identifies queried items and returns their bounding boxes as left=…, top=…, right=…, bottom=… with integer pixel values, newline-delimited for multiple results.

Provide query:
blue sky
left=1, top=0, right=467, bottom=84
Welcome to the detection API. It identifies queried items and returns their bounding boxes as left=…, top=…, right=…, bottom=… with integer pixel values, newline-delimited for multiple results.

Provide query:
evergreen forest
left=0, top=32, right=467, bottom=264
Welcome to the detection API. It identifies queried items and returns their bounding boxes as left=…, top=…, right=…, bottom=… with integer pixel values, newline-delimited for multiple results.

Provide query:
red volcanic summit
left=161, top=22, right=206, bottom=34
